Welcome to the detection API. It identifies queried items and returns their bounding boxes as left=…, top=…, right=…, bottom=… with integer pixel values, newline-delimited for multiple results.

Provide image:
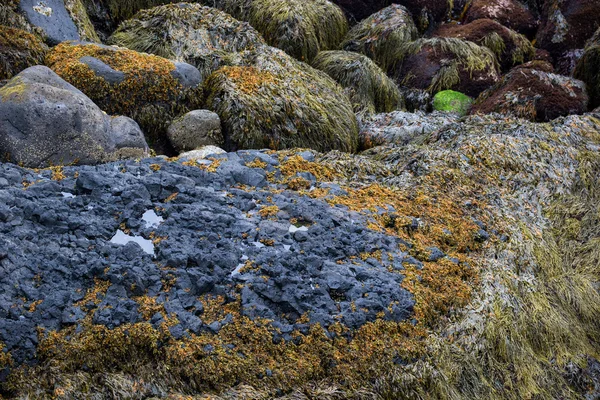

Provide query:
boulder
left=536, top=0, right=600, bottom=74
left=574, top=28, right=600, bottom=109
left=167, top=110, right=223, bottom=152
left=311, top=50, right=403, bottom=115
left=108, top=3, right=266, bottom=82
left=0, top=26, right=48, bottom=80
left=434, top=19, right=535, bottom=72
left=204, top=47, right=359, bottom=152
left=392, top=38, right=500, bottom=97
left=341, top=4, right=419, bottom=71
left=328, top=0, right=390, bottom=23
left=177, top=145, right=227, bottom=161
left=18, top=0, right=99, bottom=44
left=45, top=41, right=203, bottom=153
left=471, top=66, right=588, bottom=121
left=395, top=0, right=453, bottom=32
left=432, top=90, right=473, bottom=115
left=464, top=0, right=537, bottom=38
left=0, top=66, right=148, bottom=167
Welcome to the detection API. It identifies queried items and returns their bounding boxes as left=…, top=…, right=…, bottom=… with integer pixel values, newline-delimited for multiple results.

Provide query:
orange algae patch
left=219, top=66, right=277, bottom=95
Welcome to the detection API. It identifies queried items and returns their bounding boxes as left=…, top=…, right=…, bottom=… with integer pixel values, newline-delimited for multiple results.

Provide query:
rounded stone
left=167, top=110, right=223, bottom=152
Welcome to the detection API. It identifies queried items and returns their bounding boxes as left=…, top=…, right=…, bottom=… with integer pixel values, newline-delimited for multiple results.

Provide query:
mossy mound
left=472, top=66, right=588, bottom=121
left=0, top=25, right=48, bottom=80
left=435, top=19, right=535, bottom=72
left=244, top=0, right=348, bottom=62
left=392, top=37, right=500, bottom=97
left=464, top=0, right=538, bottom=37
left=108, top=3, right=265, bottom=82
left=341, top=4, right=418, bottom=71
left=45, top=42, right=203, bottom=153
left=432, top=90, right=472, bottom=115
left=311, top=50, right=403, bottom=115
left=204, top=47, right=359, bottom=152
left=574, top=29, right=600, bottom=110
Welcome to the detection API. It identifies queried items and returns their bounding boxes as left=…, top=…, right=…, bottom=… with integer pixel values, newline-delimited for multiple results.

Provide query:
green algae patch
left=433, top=90, right=473, bottom=115
left=64, top=0, right=100, bottom=42
left=45, top=42, right=202, bottom=151
left=312, top=50, right=403, bottom=115
left=0, top=25, right=48, bottom=80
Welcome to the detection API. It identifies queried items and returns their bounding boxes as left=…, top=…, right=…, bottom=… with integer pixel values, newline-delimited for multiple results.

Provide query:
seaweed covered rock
left=167, top=110, right=223, bottom=152
left=395, top=0, right=453, bottom=32
left=392, top=38, right=500, bottom=97
left=311, top=50, right=403, bottom=115
left=434, top=19, right=535, bottom=71
left=341, top=4, right=419, bottom=71
left=0, top=25, right=48, bottom=80
left=108, top=3, right=266, bottom=81
left=536, top=0, right=600, bottom=73
left=471, top=66, right=588, bottom=121
left=204, top=47, right=359, bottom=152
left=45, top=41, right=203, bottom=153
left=432, top=90, right=472, bottom=115
left=464, top=0, right=537, bottom=37
left=574, top=29, right=600, bottom=110
left=1, top=0, right=35, bottom=32
left=329, top=0, right=390, bottom=23
left=0, top=66, right=147, bottom=167
left=18, top=0, right=99, bottom=44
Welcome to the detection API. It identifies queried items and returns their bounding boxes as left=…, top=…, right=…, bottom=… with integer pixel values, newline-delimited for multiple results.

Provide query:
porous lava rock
left=392, top=37, right=500, bottom=97
left=204, top=47, right=359, bottom=152
left=45, top=41, right=203, bottom=153
left=0, top=25, right=48, bottom=80
left=0, top=66, right=148, bottom=167
left=434, top=19, right=535, bottom=71
left=471, top=66, right=588, bottom=121
left=464, top=0, right=538, bottom=37
left=341, top=4, right=419, bottom=71
left=311, top=50, right=403, bottom=115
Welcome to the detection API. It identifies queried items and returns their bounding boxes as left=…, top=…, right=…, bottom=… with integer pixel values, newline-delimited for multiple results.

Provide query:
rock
left=0, top=66, right=148, bottom=167
left=359, top=110, right=458, bottom=148
left=167, top=110, right=223, bottom=152
left=110, top=116, right=149, bottom=152
left=464, top=0, right=538, bottom=37
left=108, top=3, right=266, bottom=82
left=392, top=38, right=500, bottom=97
left=434, top=19, right=535, bottom=72
left=395, top=0, right=453, bottom=32
left=0, top=1, right=35, bottom=32
left=536, top=0, right=600, bottom=74
left=341, top=4, right=419, bottom=71
left=0, top=25, right=48, bottom=80
left=311, top=50, right=403, bottom=115
left=45, top=41, right=203, bottom=154
left=177, top=146, right=227, bottom=162
left=432, top=90, right=473, bottom=115
left=329, top=0, right=390, bottom=23
left=471, top=66, right=588, bottom=122
left=18, top=0, right=99, bottom=44
left=574, top=28, right=600, bottom=110
left=204, top=47, right=359, bottom=152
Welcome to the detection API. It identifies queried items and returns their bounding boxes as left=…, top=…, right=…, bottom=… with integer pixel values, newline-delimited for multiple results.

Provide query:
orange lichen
left=219, top=66, right=277, bottom=95
left=258, top=205, right=280, bottom=218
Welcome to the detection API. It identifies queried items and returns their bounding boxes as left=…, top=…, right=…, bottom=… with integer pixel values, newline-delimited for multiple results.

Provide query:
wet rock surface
left=0, top=150, right=415, bottom=366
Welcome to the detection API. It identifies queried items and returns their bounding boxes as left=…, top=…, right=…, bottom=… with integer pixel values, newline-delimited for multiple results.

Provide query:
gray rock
left=167, top=110, right=223, bottom=152
left=0, top=66, right=148, bottom=167
left=171, top=62, right=202, bottom=88
left=177, top=146, right=226, bottom=162
left=18, top=0, right=80, bottom=45
left=110, top=116, right=148, bottom=151
left=79, top=56, right=125, bottom=84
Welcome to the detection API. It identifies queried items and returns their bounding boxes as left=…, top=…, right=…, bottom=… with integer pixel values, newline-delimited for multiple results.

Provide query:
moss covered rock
left=435, top=19, right=535, bottom=72
left=341, top=4, right=418, bottom=71
left=311, top=50, right=402, bottom=115
left=204, top=47, right=359, bottom=152
left=108, top=3, right=265, bottom=82
left=471, top=66, right=588, bottom=121
left=46, top=41, right=203, bottom=153
left=574, top=28, right=600, bottom=110
left=0, top=25, right=48, bottom=80
left=392, top=37, right=500, bottom=97
left=464, top=0, right=537, bottom=37
left=432, top=90, right=472, bottom=115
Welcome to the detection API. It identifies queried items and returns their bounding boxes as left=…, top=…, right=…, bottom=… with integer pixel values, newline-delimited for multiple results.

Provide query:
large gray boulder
left=0, top=66, right=148, bottom=167
left=167, top=110, right=223, bottom=152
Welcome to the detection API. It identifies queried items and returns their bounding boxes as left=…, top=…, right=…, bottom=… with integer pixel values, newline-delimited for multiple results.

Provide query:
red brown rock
left=464, top=0, right=538, bottom=37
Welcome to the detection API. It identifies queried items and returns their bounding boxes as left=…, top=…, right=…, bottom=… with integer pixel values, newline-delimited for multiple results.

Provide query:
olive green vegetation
left=108, top=3, right=265, bottom=82
left=104, top=0, right=179, bottom=24
left=341, top=4, right=419, bottom=71
left=433, top=90, right=473, bottom=115
left=45, top=42, right=203, bottom=151
left=396, top=37, right=499, bottom=94
left=480, top=30, right=535, bottom=67
left=64, top=0, right=100, bottom=42
left=0, top=25, right=48, bottom=80
left=574, top=34, right=600, bottom=110
left=246, top=0, right=347, bottom=62
left=311, top=50, right=403, bottom=115
left=0, top=1, right=33, bottom=32
left=204, top=47, right=359, bottom=152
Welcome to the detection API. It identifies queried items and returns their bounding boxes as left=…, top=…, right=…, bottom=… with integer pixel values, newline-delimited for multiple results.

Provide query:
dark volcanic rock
left=463, top=0, right=538, bottom=37
left=0, top=151, right=415, bottom=368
